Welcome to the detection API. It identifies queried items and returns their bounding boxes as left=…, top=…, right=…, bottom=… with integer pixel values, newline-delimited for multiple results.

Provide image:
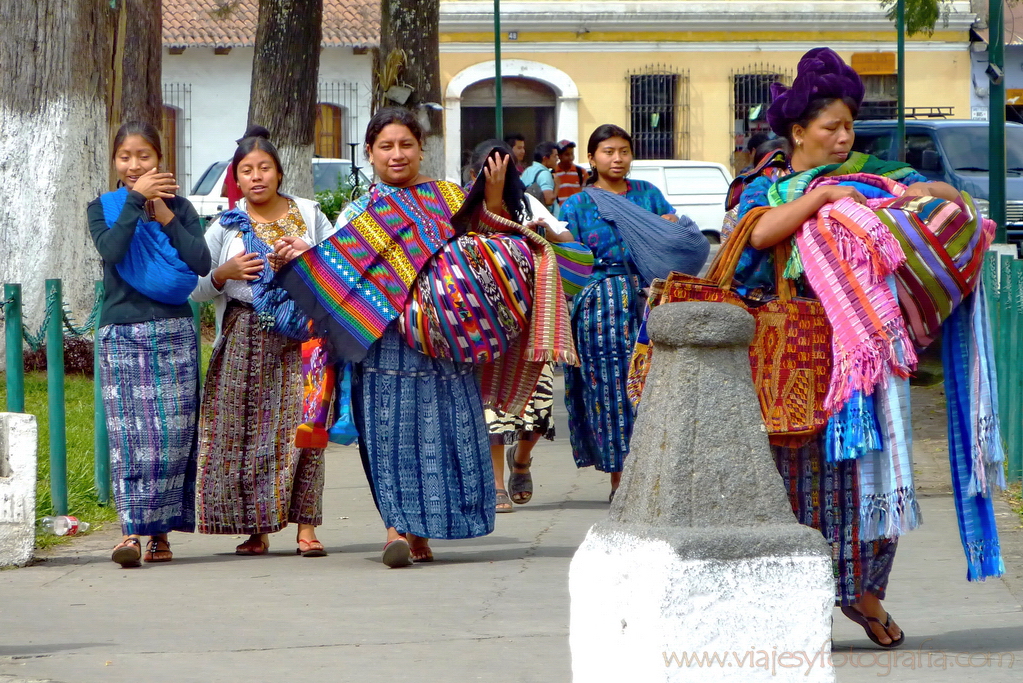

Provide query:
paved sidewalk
left=1, top=382, right=1021, bottom=683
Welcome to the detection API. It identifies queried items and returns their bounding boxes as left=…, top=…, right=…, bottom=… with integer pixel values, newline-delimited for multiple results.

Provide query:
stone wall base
left=569, top=526, right=835, bottom=683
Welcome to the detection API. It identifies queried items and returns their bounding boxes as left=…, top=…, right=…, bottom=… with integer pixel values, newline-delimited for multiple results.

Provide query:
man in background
left=553, top=139, right=585, bottom=214
left=504, top=133, right=527, bottom=173
left=520, top=141, right=559, bottom=210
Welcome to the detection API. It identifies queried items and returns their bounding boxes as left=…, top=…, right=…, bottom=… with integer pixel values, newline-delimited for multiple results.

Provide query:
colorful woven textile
left=791, top=194, right=917, bottom=413
left=98, top=317, right=198, bottom=536
left=943, top=290, right=1005, bottom=581
left=485, top=363, right=557, bottom=443
left=775, top=439, right=898, bottom=605
left=352, top=327, right=495, bottom=539
left=278, top=181, right=465, bottom=362
left=401, top=232, right=534, bottom=364
left=549, top=240, right=595, bottom=297
left=295, top=339, right=335, bottom=449
left=196, top=304, right=318, bottom=533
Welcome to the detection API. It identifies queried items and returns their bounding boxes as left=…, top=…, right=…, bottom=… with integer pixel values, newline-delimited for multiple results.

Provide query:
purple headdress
left=766, top=48, right=865, bottom=137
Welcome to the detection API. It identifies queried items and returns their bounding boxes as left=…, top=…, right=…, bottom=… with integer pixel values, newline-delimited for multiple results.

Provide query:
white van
left=186, top=158, right=370, bottom=221
left=628, top=160, right=732, bottom=243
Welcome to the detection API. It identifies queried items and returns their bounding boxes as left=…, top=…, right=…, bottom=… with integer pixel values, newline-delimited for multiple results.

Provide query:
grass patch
left=1, top=371, right=118, bottom=548
left=1006, top=483, right=1023, bottom=529
left=1, top=343, right=213, bottom=550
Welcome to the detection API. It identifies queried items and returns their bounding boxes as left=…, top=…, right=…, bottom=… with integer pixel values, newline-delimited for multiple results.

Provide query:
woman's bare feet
left=407, top=533, right=434, bottom=562
left=235, top=533, right=269, bottom=555
left=295, top=523, right=326, bottom=557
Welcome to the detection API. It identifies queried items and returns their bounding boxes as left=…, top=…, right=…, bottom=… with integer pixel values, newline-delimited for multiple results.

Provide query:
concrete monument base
left=1, top=412, right=38, bottom=568
left=570, top=522, right=834, bottom=682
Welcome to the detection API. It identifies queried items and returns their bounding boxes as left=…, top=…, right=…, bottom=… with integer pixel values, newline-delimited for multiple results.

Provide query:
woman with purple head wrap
left=731, top=48, right=964, bottom=651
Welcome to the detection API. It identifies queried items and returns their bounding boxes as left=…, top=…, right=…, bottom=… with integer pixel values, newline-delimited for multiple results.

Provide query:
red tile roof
left=163, top=0, right=379, bottom=49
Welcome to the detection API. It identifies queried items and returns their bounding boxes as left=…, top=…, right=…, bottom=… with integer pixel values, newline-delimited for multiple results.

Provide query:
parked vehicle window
left=936, top=126, right=1023, bottom=171
left=852, top=133, right=892, bottom=160
left=906, top=134, right=941, bottom=173
left=663, top=166, right=728, bottom=195
left=191, top=161, right=229, bottom=196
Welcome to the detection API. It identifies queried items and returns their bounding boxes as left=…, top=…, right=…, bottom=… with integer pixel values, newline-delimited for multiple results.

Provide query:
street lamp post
left=494, top=0, right=504, bottom=140
left=990, top=0, right=1007, bottom=243
left=896, top=0, right=906, bottom=162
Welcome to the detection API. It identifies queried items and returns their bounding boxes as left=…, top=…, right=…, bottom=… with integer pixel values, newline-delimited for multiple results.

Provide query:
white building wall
left=162, top=47, right=373, bottom=193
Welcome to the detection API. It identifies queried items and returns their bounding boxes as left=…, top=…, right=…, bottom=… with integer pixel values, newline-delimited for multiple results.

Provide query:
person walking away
left=89, top=122, right=211, bottom=567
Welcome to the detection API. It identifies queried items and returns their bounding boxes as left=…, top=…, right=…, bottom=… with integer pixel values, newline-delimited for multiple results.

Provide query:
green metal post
left=998, top=255, right=1012, bottom=433
left=990, top=0, right=1007, bottom=242
left=4, top=283, right=25, bottom=413
left=896, top=0, right=906, bottom=162
left=93, top=281, right=110, bottom=505
left=494, top=0, right=503, bottom=140
left=1008, top=259, right=1023, bottom=483
left=45, top=279, right=68, bottom=515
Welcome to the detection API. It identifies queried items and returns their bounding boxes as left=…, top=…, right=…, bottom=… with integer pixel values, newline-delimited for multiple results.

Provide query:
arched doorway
left=460, top=77, right=557, bottom=171
left=445, top=60, right=580, bottom=182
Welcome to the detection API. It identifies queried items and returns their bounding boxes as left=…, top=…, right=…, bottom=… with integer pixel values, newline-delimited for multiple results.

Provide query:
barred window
left=317, top=81, right=364, bottom=160
left=626, top=66, right=690, bottom=160
left=730, top=65, right=792, bottom=172
left=162, top=83, right=191, bottom=190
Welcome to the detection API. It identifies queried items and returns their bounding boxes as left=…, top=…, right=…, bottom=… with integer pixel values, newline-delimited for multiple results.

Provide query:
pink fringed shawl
left=793, top=179, right=918, bottom=413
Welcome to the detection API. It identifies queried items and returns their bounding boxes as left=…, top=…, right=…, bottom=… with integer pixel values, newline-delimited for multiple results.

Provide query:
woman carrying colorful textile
left=463, top=139, right=592, bottom=512
left=191, top=131, right=336, bottom=557
left=276, top=108, right=578, bottom=567
left=560, top=124, right=701, bottom=502
left=89, top=122, right=211, bottom=567
left=734, top=48, right=1001, bottom=648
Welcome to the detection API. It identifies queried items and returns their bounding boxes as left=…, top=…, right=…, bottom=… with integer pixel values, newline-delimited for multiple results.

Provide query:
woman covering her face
left=275, top=108, right=578, bottom=567
left=190, top=130, right=336, bottom=557
left=89, top=121, right=211, bottom=568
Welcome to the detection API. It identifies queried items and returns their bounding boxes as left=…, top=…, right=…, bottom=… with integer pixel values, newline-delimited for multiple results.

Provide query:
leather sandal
left=144, top=537, right=173, bottom=563
left=840, top=605, right=905, bottom=649
left=111, top=537, right=142, bottom=568
left=506, top=444, right=533, bottom=505
left=495, top=488, right=515, bottom=513
left=382, top=537, right=413, bottom=568
left=235, top=536, right=269, bottom=556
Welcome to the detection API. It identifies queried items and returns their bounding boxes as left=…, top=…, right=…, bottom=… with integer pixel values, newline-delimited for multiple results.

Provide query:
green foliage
left=315, top=176, right=367, bottom=224
left=879, top=0, right=952, bottom=37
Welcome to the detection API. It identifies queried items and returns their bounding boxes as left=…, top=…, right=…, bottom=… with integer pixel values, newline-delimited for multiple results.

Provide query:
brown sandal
left=144, top=537, right=173, bottom=563
left=235, top=536, right=269, bottom=555
left=111, top=537, right=142, bottom=568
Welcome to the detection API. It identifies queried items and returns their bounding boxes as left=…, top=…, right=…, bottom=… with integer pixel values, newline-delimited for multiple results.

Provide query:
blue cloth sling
left=583, top=187, right=709, bottom=283
left=218, top=207, right=311, bottom=341
left=99, top=188, right=197, bottom=305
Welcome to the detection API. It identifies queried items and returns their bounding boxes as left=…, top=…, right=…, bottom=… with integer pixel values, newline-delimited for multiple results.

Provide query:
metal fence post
left=45, top=279, right=68, bottom=515
left=93, top=280, right=110, bottom=505
left=1008, top=259, right=1023, bottom=483
left=3, top=283, right=25, bottom=413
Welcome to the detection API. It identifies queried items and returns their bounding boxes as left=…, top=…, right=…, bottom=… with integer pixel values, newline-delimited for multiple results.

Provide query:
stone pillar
left=0, top=412, right=38, bottom=567
left=569, top=302, right=835, bottom=682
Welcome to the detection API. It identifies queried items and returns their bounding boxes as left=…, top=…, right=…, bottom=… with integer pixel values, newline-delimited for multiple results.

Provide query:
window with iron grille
left=730, top=65, right=792, bottom=172
left=318, top=81, right=365, bottom=162
left=626, top=66, right=690, bottom=160
left=162, top=83, right=192, bottom=190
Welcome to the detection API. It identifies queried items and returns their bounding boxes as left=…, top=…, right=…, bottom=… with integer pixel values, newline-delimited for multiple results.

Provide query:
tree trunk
left=120, top=0, right=163, bottom=128
left=0, top=0, right=114, bottom=362
left=375, top=0, right=444, bottom=180
left=248, top=0, right=322, bottom=200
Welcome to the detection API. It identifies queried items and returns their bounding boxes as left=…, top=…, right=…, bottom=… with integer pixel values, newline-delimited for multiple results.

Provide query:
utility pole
left=494, top=0, right=503, bottom=140
left=896, top=0, right=906, bottom=162
left=990, top=0, right=1007, bottom=243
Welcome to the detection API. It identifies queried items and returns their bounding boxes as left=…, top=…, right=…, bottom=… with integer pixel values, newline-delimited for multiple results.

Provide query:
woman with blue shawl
left=191, top=130, right=336, bottom=558
left=89, top=122, right=211, bottom=567
left=560, top=124, right=707, bottom=502
left=734, top=48, right=1002, bottom=649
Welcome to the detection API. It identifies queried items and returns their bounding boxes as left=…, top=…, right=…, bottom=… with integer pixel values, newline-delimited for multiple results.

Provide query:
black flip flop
left=840, top=606, right=905, bottom=649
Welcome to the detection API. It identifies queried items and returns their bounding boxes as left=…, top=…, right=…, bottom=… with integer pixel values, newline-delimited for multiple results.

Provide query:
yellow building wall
left=441, top=49, right=971, bottom=170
